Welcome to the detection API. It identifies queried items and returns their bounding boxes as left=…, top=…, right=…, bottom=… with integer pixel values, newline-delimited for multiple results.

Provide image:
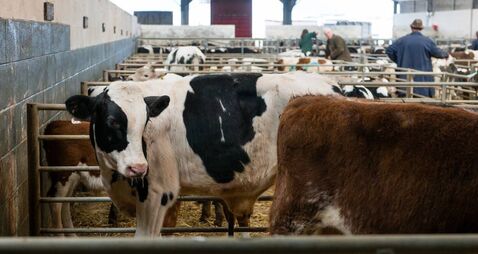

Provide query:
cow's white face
left=66, top=83, right=170, bottom=178
left=127, top=64, right=157, bottom=81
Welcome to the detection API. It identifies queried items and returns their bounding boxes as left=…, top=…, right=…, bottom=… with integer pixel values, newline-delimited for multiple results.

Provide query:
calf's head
left=127, top=64, right=161, bottom=81
left=65, top=85, right=170, bottom=178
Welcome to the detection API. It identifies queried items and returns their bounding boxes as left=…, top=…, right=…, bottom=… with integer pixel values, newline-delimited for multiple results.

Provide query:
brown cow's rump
left=270, top=96, right=478, bottom=235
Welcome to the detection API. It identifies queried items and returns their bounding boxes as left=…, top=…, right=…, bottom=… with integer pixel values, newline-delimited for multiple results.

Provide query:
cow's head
left=127, top=64, right=165, bottom=81
left=65, top=83, right=170, bottom=178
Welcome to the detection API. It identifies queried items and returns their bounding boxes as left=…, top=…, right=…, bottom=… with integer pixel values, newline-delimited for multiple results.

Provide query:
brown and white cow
left=44, top=120, right=102, bottom=235
left=65, top=72, right=343, bottom=236
left=270, top=95, right=478, bottom=235
left=276, top=57, right=334, bottom=72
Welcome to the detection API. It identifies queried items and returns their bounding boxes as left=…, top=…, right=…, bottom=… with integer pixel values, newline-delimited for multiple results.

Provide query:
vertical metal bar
left=27, top=103, right=41, bottom=236
left=80, top=82, right=89, bottom=96
left=441, top=83, right=447, bottom=103
left=241, top=39, right=244, bottom=55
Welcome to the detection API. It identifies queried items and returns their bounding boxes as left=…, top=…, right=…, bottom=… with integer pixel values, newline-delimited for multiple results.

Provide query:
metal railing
left=27, top=103, right=272, bottom=236
left=3, top=235, right=478, bottom=254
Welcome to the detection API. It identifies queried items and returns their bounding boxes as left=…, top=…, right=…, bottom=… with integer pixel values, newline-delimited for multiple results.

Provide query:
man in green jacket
left=324, top=28, right=352, bottom=62
left=299, top=29, right=317, bottom=56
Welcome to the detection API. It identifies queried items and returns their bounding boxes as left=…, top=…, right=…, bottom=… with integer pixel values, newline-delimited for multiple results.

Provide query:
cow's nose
left=127, top=163, right=148, bottom=177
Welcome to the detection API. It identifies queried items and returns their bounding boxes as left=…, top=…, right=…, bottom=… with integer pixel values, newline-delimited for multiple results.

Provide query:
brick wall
left=0, top=18, right=136, bottom=236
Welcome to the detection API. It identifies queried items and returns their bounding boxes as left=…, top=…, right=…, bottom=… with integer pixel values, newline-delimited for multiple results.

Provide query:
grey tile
left=31, top=22, right=51, bottom=57
left=12, top=101, right=26, bottom=146
left=43, top=87, right=55, bottom=120
left=5, top=20, right=20, bottom=62
left=0, top=108, right=13, bottom=158
left=31, top=23, right=42, bottom=58
left=40, top=22, right=52, bottom=55
left=51, top=24, right=70, bottom=53
left=63, top=51, right=74, bottom=78
left=28, top=56, right=47, bottom=94
left=66, top=75, right=80, bottom=97
left=15, top=142, right=27, bottom=187
left=0, top=19, right=6, bottom=64
left=0, top=63, right=14, bottom=110
left=45, top=54, right=56, bottom=87
left=5, top=20, right=32, bottom=62
left=69, top=49, right=81, bottom=74
left=12, top=60, right=30, bottom=102
left=15, top=181, right=29, bottom=236
left=54, top=52, right=65, bottom=82
left=64, top=26, right=71, bottom=51
left=0, top=153, right=16, bottom=204
left=18, top=20, right=33, bottom=60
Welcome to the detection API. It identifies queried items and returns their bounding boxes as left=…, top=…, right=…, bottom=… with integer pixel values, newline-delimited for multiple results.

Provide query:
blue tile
left=0, top=63, right=14, bottom=110
left=11, top=60, right=30, bottom=102
left=0, top=19, right=6, bottom=64
left=5, top=20, right=32, bottom=62
left=28, top=56, right=48, bottom=93
left=31, top=22, right=51, bottom=57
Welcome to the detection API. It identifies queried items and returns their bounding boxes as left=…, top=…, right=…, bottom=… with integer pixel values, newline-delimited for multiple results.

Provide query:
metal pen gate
left=27, top=103, right=271, bottom=236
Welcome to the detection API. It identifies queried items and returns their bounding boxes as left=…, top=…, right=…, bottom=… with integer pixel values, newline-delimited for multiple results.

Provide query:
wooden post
left=80, top=82, right=89, bottom=96
left=27, top=103, right=41, bottom=236
left=103, top=70, right=109, bottom=82
left=406, top=71, right=413, bottom=98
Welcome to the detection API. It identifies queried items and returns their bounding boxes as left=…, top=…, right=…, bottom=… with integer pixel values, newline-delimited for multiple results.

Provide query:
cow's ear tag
left=144, top=96, right=170, bottom=118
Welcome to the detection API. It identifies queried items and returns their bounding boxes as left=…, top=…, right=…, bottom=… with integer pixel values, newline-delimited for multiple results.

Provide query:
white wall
left=393, top=10, right=475, bottom=39
left=0, top=0, right=139, bottom=49
left=266, top=25, right=371, bottom=40
left=140, top=25, right=235, bottom=45
left=265, top=25, right=322, bottom=40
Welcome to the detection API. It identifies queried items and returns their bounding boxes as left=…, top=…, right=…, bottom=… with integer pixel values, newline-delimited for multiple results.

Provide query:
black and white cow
left=165, top=46, right=206, bottom=72
left=343, top=85, right=397, bottom=99
left=137, top=45, right=168, bottom=54
left=65, top=72, right=342, bottom=236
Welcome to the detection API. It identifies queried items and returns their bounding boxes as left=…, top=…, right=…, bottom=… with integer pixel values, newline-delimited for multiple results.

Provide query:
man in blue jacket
left=386, top=19, right=449, bottom=97
left=471, top=31, right=478, bottom=50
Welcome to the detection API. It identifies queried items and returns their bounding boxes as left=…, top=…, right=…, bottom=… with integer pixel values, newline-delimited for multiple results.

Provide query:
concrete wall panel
left=0, top=0, right=138, bottom=49
left=0, top=19, right=6, bottom=64
left=394, top=10, right=475, bottom=39
left=0, top=17, right=136, bottom=235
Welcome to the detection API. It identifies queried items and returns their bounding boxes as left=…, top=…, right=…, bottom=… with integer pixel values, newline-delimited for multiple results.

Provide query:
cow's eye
left=107, top=117, right=120, bottom=129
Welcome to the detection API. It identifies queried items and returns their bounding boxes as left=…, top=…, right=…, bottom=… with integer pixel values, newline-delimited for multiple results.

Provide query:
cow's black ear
left=65, top=95, right=95, bottom=120
left=144, top=96, right=170, bottom=118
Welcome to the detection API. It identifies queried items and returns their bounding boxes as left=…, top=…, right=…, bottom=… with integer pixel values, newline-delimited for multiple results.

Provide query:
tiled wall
left=0, top=18, right=136, bottom=236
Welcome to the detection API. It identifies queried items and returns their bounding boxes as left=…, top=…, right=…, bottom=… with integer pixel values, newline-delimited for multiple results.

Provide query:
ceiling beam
left=181, top=0, right=193, bottom=25
left=280, top=0, right=297, bottom=25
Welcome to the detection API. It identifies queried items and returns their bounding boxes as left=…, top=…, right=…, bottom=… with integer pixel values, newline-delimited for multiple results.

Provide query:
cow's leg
left=47, top=173, right=79, bottom=237
left=61, top=173, right=81, bottom=237
left=213, top=201, right=224, bottom=226
left=135, top=177, right=179, bottom=237
left=162, top=201, right=181, bottom=236
left=199, top=201, right=211, bottom=223
left=222, top=203, right=235, bottom=236
left=47, top=182, right=66, bottom=236
left=135, top=136, right=179, bottom=237
left=107, top=204, right=119, bottom=226
left=224, top=196, right=257, bottom=238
